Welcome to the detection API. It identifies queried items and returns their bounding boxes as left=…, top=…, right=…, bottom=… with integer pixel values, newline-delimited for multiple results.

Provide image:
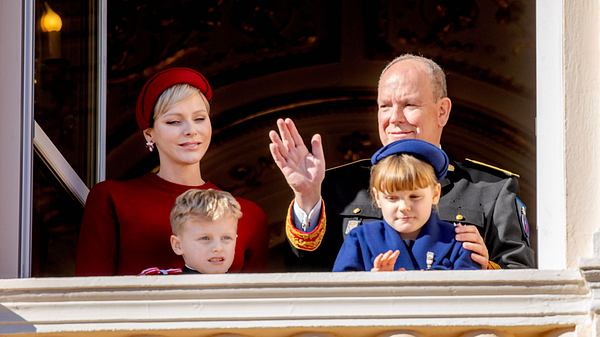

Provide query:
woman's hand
left=371, top=250, right=403, bottom=272
left=269, top=118, right=326, bottom=212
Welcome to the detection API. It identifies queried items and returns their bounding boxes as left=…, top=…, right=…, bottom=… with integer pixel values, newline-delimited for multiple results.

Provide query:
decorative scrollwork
left=108, top=0, right=223, bottom=76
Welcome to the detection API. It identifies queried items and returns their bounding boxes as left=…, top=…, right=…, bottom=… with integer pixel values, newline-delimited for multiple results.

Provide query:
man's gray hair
left=380, top=54, right=447, bottom=100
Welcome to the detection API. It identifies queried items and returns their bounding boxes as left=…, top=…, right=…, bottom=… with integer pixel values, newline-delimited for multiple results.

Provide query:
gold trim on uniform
left=464, top=158, right=520, bottom=178
left=286, top=200, right=327, bottom=252
left=326, top=158, right=370, bottom=171
left=487, top=261, right=502, bottom=270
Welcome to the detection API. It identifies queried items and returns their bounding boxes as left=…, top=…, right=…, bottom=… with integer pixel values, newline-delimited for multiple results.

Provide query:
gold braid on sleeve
left=285, top=199, right=326, bottom=252
left=487, top=261, right=502, bottom=270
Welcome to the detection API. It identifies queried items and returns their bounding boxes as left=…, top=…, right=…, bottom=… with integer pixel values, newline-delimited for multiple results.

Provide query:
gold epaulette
left=285, top=200, right=327, bottom=252
left=464, top=158, right=520, bottom=178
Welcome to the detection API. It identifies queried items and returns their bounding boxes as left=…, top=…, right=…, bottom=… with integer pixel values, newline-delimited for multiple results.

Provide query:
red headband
left=135, top=67, right=213, bottom=130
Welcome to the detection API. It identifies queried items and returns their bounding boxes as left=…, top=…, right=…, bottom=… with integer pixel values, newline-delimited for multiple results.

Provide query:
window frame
left=17, top=0, right=107, bottom=277
left=11, top=0, right=567, bottom=276
left=535, top=0, right=567, bottom=269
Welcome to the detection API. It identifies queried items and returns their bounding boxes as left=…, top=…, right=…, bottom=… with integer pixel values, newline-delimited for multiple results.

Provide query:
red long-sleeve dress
left=76, top=173, right=268, bottom=276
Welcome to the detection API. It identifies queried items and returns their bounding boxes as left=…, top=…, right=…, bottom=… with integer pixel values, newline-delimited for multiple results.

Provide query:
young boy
left=169, top=188, right=242, bottom=274
left=332, top=139, right=479, bottom=272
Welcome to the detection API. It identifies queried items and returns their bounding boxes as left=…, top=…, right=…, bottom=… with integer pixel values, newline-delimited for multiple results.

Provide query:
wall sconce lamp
left=40, top=2, right=62, bottom=58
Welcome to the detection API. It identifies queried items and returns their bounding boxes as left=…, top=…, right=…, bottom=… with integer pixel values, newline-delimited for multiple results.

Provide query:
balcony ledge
left=0, top=269, right=597, bottom=336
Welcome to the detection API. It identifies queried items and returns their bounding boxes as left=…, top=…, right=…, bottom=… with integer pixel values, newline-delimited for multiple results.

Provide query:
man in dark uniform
left=268, top=54, right=535, bottom=270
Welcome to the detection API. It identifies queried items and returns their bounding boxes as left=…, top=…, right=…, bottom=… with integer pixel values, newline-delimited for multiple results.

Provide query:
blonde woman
left=76, top=68, right=268, bottom=276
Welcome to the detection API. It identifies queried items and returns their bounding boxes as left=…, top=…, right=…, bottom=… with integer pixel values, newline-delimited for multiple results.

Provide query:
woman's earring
left=146, top=140, right=155, bottom=152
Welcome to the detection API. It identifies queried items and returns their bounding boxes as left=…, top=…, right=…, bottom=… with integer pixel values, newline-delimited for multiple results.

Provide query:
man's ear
left=170, top=235, right=183, bottom=256
left=432, top=183, right=442, bottom=205
left=437, top=97, right=452, bottom=128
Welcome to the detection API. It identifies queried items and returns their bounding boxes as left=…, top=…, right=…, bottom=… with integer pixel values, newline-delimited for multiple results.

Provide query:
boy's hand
left=371, top=250, right=404, bottom=272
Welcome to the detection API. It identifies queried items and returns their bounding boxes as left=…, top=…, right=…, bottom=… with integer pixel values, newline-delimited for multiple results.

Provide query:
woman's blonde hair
left=170, top=189, right=242, bottom=234
left=370, top=154, right=438, bottom=199
left=152, top=84, right=210, bottom=124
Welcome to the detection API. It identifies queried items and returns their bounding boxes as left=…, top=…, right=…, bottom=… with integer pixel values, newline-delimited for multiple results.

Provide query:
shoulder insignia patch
left=464, top=158, right=520, bottom=178
left=515, top=197, right=530, bottom=246
left=344, top=219, right=362, bottom=235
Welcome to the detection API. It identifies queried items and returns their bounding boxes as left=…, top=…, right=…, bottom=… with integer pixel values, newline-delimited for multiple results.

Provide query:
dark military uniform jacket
left=285, top=159, right=535, bottom=271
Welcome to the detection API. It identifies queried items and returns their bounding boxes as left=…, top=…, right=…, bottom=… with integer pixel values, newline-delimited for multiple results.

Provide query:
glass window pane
left=32, top=0, right=97, bottom=277
left=31, top=153, right=83, bottom=277
left=34, top=0, right=98, bottom=186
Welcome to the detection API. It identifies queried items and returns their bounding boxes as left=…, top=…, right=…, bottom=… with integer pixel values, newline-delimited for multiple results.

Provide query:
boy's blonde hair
left=153, top=84, right=210, bottom=124
left=370, top=154, right=438, bottom=199
left=170, top=189, right=242, bottom=234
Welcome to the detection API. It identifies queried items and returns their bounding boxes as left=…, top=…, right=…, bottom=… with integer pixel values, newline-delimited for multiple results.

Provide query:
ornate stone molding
left=0, top=270, right=589, bottom=336
left=580, top=256, right=600, bottom=337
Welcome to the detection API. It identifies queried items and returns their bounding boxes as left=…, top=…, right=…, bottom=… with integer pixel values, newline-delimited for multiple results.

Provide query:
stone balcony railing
left=3, top=260, right=600, bottom=337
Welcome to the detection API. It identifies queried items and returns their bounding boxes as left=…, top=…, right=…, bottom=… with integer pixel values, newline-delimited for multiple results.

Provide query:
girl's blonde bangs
left=370, top=154, right=438, bottom=194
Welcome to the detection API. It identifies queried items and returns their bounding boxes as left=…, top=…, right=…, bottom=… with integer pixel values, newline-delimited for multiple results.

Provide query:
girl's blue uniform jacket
left=332, top=212, right=479, bottom=271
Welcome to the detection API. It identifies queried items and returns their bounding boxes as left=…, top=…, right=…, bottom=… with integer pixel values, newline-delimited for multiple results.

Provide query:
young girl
left=332, top=139, right=479, bottom=272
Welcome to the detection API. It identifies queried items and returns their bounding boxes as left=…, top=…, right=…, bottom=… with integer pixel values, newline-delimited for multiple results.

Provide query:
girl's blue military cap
left=370, top=139, right=449, bottom=180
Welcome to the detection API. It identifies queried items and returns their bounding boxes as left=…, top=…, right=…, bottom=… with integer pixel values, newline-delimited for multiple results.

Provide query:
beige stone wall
left=565, top=0, right=600, bottom=267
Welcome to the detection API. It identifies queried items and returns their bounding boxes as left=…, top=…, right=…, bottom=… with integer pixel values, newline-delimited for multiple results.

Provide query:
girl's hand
left=371, top=250, right=402, bottom=272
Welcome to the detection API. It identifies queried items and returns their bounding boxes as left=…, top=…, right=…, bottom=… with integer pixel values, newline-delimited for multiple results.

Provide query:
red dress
left=76, top=173, right=268, bottom=276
